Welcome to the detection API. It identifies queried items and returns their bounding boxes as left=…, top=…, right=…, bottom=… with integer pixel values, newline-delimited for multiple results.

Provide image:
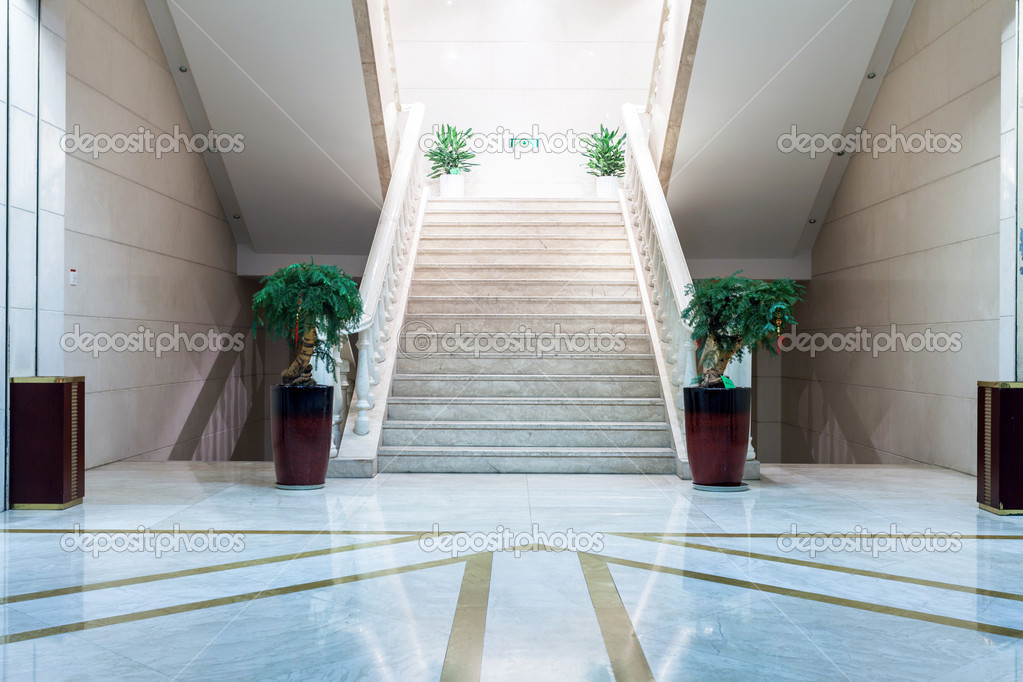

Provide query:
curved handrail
left=347, top=103, right=425, bottom=436
left=619, top=103, right=699, bottom=412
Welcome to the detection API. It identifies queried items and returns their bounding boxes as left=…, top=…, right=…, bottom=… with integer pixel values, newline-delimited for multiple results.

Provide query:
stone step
left=420, top=223, right=627, bottom=237
left=423, top=216, right=625, bottom=226
left=416, top=248, right=633, bottom=266
left=389, top=373, right=662, bottom=397
left=398, top=331, right=651, bottom=355
left=395, top=352, right=658, bottom=375
left=405, top=296, right=643, bottom=315
left=428, top=198, right=620, bottom=212
left=408, top=279, right=640, bottom=298
left=377, top=447, right=677, bottom=474
left=400, top=313, right=649, bottom=334
left=413, top=264, right=637, bottom=281
left=386, top=396, right=666, bottom=422
left=381, top=421, right=672, bottom=447
left=425, top=206, right=617, bottom=214
left=418, top=235, right=630, bottom=250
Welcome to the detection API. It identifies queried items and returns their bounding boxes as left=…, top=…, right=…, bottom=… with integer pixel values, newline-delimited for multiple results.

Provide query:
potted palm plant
left=680, top=273, right=803, bottom=489
left=580, top=125, right=626, bottom=198
left=426, top=124, right=478, bottom=197
left=252, top=261, right=362, bottom=489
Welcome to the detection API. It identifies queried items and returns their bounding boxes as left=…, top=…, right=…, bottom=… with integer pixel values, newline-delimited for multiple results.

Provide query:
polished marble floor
left=1, top=462, right=1022, bottom=680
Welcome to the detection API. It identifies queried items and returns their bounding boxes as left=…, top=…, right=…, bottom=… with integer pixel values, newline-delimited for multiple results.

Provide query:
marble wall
left=761, top=0, right=1007, bottom=474
left=63, top=0, right=268, bottom=467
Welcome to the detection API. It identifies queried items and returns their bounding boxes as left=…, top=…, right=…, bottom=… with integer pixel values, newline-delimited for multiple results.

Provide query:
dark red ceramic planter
left=270, top=385, right=334, bottom=490
left=683, top=387, right=751, bottom=487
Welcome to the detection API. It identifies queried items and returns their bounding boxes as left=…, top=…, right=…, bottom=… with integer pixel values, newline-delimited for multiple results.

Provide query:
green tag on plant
left=721, top=376, right=736, bottom=389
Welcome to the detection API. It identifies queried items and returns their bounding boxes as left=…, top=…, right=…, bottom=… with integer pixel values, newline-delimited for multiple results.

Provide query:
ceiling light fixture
left=179, top=66, right=188, bottom=73
left=808, top=219, right=817, bottom=224
left=866, top=72, right=876, bottom=79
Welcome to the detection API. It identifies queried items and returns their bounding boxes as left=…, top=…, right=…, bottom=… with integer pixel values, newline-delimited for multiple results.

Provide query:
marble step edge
left=419, top=234, right=629, bottom=241
left=409, top=278, right=639, bottom=286
left=425, top=207, right=622, bottom=214
left=406, top=295, right=643, bottom=304
left=386, top=396, right=666, bottom=406
left=382, top=420, right=670, bottom=431
left=391, top=373, right=659, bottom=382
left=417, top=247, right=631, bottom=254
left=414, top=263, right=636, bottom=270
left=377, top=446, right=677, bottom=457
left=421, top=220, right=625, bottom=226
left=396, top=352, right=656, bottom=360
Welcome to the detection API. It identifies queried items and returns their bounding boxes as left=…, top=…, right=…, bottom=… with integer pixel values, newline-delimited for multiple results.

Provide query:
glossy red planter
left=683, top=387, right=751, bottom=487
left=270, top=385, right=334, bottom=490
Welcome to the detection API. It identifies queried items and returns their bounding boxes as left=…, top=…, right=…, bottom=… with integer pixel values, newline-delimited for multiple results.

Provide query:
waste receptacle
left=978, top=381, right=1023, bottom=515
left=9, top=377, right=85, bottom=510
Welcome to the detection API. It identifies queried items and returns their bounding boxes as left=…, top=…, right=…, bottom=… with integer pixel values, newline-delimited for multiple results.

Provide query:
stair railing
left=619, top=104, right=700, bottom=418
left=346, top=103, right=425, bottom=437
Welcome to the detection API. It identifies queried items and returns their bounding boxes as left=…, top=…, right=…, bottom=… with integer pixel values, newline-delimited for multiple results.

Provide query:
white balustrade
left=337, top=103, right=425, bottom=438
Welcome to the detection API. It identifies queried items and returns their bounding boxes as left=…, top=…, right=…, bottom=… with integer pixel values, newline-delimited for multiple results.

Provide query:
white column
left=726, top=352, right=757, bottom=461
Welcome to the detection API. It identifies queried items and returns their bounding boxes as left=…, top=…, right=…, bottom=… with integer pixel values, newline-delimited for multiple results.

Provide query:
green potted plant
left=426, top=124, right=478, bottom=197
left=680, top=273, right=803, bottom=489
left=252, top=261, right=362, bottom=489
left=580, top=125, right=626, bottom=198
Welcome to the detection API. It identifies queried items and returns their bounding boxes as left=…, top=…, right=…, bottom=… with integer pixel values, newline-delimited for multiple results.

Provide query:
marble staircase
left=378, top=197, right=678, bottom=473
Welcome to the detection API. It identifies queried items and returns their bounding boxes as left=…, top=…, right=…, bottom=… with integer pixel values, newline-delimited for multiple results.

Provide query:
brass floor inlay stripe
left=0, top=554, right=469, bottom=646
left=614, top=532, right=1023, bottom=540
left=0, top=536, right=420, bottom=606
left=579, top=553, right=655, bottom=682
left=440, top=552, right=494, bottom=682
left=3, top=528, right=1022, bottom=539
left=596, top=554, right=1023, bottom=641
left=614, top=533, right=1023, bottom=603
left=0, top=529, right=439, bottom=535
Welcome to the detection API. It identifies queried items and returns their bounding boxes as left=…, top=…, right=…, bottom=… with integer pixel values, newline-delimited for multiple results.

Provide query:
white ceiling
left=157, top=0, right=383, bottom=259
left=668, top=0, right=908, bottom=278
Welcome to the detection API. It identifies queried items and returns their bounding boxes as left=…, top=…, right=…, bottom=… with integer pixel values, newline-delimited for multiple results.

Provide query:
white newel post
left=727, top=353, right=757, bottom=461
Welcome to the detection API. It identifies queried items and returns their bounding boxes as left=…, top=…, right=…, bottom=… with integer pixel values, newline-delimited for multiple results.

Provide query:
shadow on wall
left=163, top=302, right=275, bottom=462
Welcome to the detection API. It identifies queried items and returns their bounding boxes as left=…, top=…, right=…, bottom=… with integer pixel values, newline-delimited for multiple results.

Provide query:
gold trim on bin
left=10, top=376, right=85, bottom=384
left=12, top=498, right=83, bottom=510
left=977, top=381, right=1023, bottom=389
left=979, top=503, right=1023, bottom=516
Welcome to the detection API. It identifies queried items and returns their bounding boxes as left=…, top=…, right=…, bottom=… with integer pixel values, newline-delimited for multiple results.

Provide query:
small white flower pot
left=439, top=173, right=464, bottom=198
left=596, top=176, right=620, bottom=199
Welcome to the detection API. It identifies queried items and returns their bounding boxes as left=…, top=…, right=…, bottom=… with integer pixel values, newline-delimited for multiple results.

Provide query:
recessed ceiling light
left=808, top=218, right=817, bottom=224
left=232, top=214, right=241, bottom=219
left=179, top=66, right=188, bottom=73
left=837, top=150, right=845, bottom=156
left=866, top=72, right=876, bottom=79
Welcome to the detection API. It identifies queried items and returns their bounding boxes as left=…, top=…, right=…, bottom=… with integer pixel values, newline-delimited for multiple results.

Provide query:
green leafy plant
left=425, top=124, right=478, bottom=178
left=680, top=273, right=804, bottom=388
left=251, top=261, right=363, bottom=387
left=580, top=125, right=626, bottom=177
